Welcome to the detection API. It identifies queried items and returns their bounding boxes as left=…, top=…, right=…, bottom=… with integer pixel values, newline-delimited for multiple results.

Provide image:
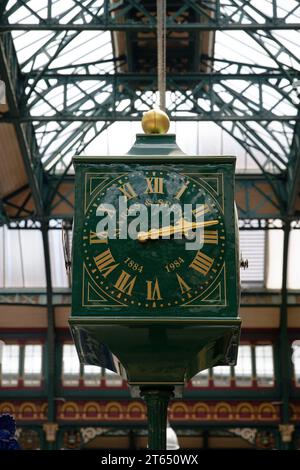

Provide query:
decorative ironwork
left=238, top=219, right=284, bottom=230
left=224, top=328, right=240, bottom=366
left=6, top=216, right=300, bottom=230
left=80, top=427, right=109, bottom=445
left=229, top=428, right=257, bottom=445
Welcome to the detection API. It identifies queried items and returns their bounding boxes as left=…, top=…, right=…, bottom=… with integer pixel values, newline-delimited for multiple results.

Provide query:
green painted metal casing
left=70, top=134, right=241, bottom=390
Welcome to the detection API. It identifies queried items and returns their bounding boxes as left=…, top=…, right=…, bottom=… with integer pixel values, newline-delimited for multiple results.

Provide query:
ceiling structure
left=0, top=0, right=300, bottom=225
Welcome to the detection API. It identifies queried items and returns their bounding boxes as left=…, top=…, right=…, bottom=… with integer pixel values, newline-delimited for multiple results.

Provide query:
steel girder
left=0, top=1, right=9, bottom=19
left=1, top=69, right=297, bottom=178
left=25, top=72, right=300, bottom=173
left=287, top=114, right=300, bottom=215
left=1, top=174, right=291, bottom=223
left=0, top=32, right=44, bottom=216
left=41, top=221, right=56, bottom=445
left=5, top=72, right=300, bottom=126
left=1, top=0, right=300, bottom=32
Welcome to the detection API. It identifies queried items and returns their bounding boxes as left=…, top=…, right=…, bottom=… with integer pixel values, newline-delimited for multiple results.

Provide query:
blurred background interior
left=0, top=0, right=300, bottom=450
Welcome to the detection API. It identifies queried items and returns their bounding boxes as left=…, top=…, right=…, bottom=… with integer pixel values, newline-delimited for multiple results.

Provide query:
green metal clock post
left=70, top=116, right=241, bottom=450
left=141, top=387, right=174, bottom=450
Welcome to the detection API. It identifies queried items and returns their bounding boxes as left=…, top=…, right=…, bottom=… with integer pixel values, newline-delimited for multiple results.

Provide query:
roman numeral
left=202, top=230, right=219, bottom=245
left=176, top=274, right=192, bottom=297
left=174, top=183, right=188, bottom=200
left=89, top=231, right=108, bottom=244
left=114, top=270, right=136, bottom=296
left=193, top=204, right=210, bottom=219
left=189, top=251, right=214, bottom=275
left=145, top=177, right=164, bottom=194
left=146, top=278, right=162, bottom=300
left=94, top=249, right=119, bottom=278
left=118, top=182, right=137, bottom=199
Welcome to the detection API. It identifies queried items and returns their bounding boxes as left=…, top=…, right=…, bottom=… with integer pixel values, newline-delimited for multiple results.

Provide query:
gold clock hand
left=138, top=219, right=219, bottom=242
left=160, top=219, right=218, bottom=237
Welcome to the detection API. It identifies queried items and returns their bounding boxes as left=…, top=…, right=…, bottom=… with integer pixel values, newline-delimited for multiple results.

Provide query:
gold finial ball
left=141, top=109, right=170, bottom=135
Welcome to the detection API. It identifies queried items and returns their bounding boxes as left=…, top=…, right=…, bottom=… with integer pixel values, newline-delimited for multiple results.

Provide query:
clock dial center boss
left=83, top=169, right=226, bottom=310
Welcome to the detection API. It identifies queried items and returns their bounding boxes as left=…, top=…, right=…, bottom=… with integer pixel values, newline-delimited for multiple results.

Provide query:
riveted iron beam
left=1, top=23, right=299, bottom=32
left=1, top=115, right=298, bottom=123
left=278, top=221, right=292, bottom=449
left=1, top=174, right=292, bottom=222
left=41, top=221, right=56, bottom=449
left=24, top=72, right=300, bottom=81
left=2, top=0, right=300, bottom=33
left=0, top=1, right=9, bottom=18
left=287, top=115, right=300, bottom=216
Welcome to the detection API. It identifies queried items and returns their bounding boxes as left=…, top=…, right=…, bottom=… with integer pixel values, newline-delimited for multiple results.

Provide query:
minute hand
left=138, top=219, right=219, bottom=242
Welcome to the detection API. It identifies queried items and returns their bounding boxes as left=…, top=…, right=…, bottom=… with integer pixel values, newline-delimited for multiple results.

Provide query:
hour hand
left=137, top=219, right=219, bottom=242
left=138, top=228, right=161, bottom=243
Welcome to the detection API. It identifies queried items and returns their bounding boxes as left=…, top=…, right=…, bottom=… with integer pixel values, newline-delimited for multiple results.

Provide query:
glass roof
left=3, top=0, right=300, bottom=174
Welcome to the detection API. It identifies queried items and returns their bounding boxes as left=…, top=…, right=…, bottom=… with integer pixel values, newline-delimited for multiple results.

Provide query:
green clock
left=79, top=167, right=230, bottom=314
left=70, top=134, right=241, bottom=387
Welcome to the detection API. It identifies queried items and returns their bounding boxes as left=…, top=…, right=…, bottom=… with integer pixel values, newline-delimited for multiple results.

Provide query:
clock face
left=81, top=168, right=227, bottom=311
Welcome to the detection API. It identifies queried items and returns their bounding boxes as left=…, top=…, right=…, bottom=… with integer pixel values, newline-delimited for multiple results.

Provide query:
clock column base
left=140, top=386, right=174, bottom=450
